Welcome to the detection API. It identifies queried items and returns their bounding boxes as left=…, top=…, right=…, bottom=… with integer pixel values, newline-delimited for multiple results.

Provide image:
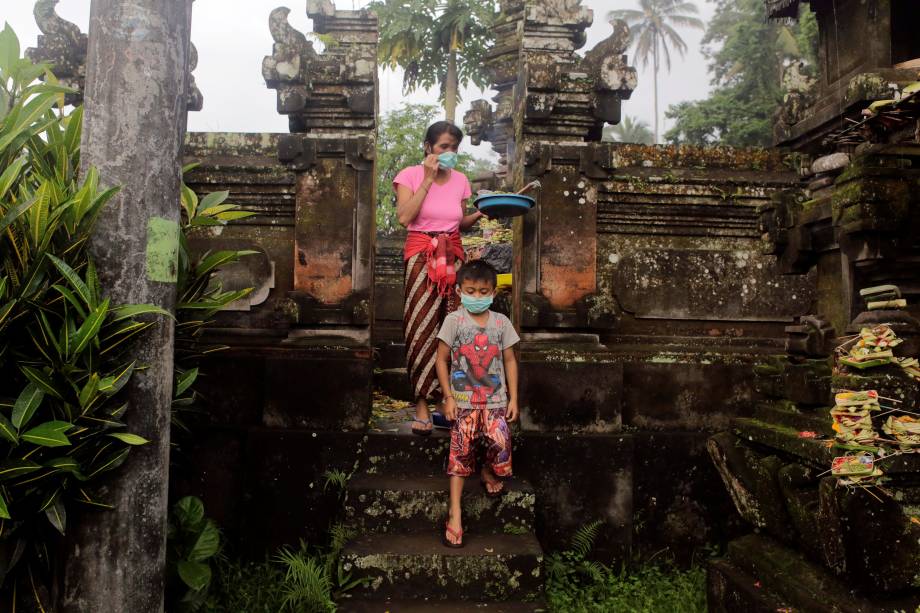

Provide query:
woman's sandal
left=480, top=479, right=507, bottom=499
left=410, top=418, right=432, bottom=436
left=442, top=520, right=464, bottom=548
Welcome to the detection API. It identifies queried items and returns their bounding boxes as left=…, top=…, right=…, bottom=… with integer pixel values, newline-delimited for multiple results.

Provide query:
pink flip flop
left=442, top=520, right=464, bottom=548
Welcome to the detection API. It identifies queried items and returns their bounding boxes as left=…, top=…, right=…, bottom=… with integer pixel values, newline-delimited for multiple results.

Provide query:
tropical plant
left=609, top=0, right=705, bottom=143
left=0, top=25, right=165, bottom=608
left=275, top=525, right=367, bottom=612
left=370, top=0, right=496, bottom=123
left=172, top=169, right=255, bottom=429
left=376, top=103, right=495, bottom=235
left=545, top=521, right=706, bottom=613
left=664, top=0, right=818, bottom=147
left=166, top=496, right=221, bottom=612
left=602, top=115, right=655, bottom=144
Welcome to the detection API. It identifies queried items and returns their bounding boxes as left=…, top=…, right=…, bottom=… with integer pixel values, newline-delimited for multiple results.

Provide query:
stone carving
left=186, top=43, right=204, bottom=112
left=25, top=0, right=87, bottom=106
left=263, top=1, right=377, bottom=135
left=465, top=0, right=637, bottom=161
left=25, top=0, right=203, bottom=110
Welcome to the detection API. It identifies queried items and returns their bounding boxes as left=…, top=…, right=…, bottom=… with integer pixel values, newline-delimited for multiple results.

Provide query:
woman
left=394, top=121, right=484, bottom=435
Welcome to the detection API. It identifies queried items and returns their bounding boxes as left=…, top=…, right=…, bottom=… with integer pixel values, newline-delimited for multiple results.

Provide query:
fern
left=275, top=543, right=335, bottom=613
left=570, top=519, right=603, bottom=560
left=323, top=469, right=350, bottom=493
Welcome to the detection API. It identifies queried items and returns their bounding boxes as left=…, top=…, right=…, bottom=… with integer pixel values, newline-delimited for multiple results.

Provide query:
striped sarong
left=403, top=253, right=461, bottom=401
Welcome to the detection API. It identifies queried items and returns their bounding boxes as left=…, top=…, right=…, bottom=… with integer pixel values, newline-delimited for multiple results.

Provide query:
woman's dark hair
left=424, top=121, right=464, bottom=150
left=456, top=259, right=497, bottom=288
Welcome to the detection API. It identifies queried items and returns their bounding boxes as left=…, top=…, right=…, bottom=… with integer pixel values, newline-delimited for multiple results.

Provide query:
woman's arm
left=459, top=201, right=484, bottom=231
left=396, top=155, right=439, bottom=227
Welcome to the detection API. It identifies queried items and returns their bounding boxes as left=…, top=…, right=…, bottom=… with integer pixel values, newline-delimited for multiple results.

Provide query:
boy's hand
left=506, top=399, right=519, bottom=423
left=444, top=396, right=458, bottom=421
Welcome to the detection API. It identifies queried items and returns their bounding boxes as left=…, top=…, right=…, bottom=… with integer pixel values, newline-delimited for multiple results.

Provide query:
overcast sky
left=3, top=0, right=716, bottom=157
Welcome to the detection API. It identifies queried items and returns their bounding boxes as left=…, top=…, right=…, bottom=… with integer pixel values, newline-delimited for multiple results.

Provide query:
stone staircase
left=337, top=424, right=546, bottom=612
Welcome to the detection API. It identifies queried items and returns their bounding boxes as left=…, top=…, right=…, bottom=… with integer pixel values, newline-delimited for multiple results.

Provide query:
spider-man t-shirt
left=436, top=307, right=520, bottom=410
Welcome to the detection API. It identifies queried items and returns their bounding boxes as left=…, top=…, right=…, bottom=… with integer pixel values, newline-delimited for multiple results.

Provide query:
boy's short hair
left=456, top=259, right=497, bottom=288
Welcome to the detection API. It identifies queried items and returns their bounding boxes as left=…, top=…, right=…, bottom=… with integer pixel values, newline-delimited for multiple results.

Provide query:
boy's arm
left=436, top=340, right=457, bottom=419
left=503, top=346, right=519, bottom=422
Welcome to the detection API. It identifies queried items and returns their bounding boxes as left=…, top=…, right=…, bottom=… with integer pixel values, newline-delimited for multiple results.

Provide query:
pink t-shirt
left=393, top=165, right=472, bottom=233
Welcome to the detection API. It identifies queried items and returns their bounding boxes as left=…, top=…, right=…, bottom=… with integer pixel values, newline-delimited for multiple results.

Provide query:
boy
left=435, top=260, right=520, bottom=548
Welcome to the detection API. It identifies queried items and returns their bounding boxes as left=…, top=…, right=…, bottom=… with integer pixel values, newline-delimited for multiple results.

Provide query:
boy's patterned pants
left=447, top=407, right=512, bottom=477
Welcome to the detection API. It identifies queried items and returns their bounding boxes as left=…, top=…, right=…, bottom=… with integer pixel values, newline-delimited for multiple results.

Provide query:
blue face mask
left=461, top=293, right=493, bottom=314
left=437, top=151, right=458, bottom=169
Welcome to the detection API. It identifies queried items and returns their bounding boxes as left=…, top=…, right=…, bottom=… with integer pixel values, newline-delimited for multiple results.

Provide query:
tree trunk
left=445, top=50, right=459, bottom=123
left=653, top=36, right=660, bottom=144
left=61, top=1, right=191, bottom=611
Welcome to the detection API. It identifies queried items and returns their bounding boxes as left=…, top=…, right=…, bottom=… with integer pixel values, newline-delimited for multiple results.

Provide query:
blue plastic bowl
left=474, top=193, right=536, bottom=218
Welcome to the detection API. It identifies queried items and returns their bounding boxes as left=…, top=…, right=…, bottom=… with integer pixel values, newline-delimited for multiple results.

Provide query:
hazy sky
left=3, top=0, right=717, bottom=157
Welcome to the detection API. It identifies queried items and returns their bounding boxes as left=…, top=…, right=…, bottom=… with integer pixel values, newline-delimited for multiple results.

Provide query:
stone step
left=752, top=402, right=831, bottom=435
left=342, top=532, right=544, bottom=602
left=339, top=598, right=546, bottom=612
left=711, top=534, right=920, bottom=612
left=344, top=474, right=535, bottom=535
left=375, top=367, right=413, bottom=403
left=360, top=430, right=450, bottom=477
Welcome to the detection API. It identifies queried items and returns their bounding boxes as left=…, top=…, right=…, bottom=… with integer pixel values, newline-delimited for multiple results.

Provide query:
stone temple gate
left=25, top=0, right=920, bottom=610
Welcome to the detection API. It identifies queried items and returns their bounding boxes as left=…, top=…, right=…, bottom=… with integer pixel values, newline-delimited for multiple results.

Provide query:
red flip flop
left=442, top=520, right=464, bottom=548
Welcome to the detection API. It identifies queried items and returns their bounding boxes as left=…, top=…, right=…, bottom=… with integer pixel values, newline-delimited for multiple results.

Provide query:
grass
left=546, top=558, right=707, bottom=613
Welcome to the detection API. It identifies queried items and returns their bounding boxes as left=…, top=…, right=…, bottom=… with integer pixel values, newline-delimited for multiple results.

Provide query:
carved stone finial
left=186, top=42, right=203, bottom=112
left=582, top=18, right=638, bottom=130
left=26, top=0, right=202, bottom=111
left=263, top=3, right=377, bottom=136
left=25, top=0, right=87, bottom=105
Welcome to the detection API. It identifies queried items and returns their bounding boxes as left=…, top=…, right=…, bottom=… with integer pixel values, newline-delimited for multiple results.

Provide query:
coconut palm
left=609, top=0, right=705, bottom=143
left=603, top=115, right=655, bottom=144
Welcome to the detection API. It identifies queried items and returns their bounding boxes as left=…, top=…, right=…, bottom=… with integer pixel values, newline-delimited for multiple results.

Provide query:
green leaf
left=22, top=421, right=72, bottom=447
left=0, top=23, right=21, bottom=76
left=69, top=298, right=109, bottom=358
left=45, top=456, right=80, bottom=474
left=45, top=496, right=66, bottom=535
left=0, top=157, right=26, bottom=201
left=12, top=383, right=44, bottom=430
left=195, top=250, right=257, bottom=277
left=108, top=303, right=172, bottom=323
left=174, top=496, right=205, bottom=529
left=98, top=362, right=135, bottom=395
left=46, top=254, right=92, bottom=306
left=175, top=368, right=198, bottom=397
left=0, top=492, right=10, bottom=521
left=20, top=365, right=64, bottom=400
left=177, top=560, right=211, bottom=592
left=0, top=414, right=16, bottom=444
left=0, top=460, right=42, bottom=481
left=0, top=193, right=37, bottom=236
left=189, top=520, right=220, bottom=562
left=107, top=432, right=149, bottom=446
left=197, top=191, right=230, bottom=215
left=78, top=374, right=100, bottom=410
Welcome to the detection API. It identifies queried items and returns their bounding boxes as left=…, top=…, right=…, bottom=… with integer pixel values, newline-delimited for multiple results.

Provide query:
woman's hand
left=422, top=154, right=440, bottom=185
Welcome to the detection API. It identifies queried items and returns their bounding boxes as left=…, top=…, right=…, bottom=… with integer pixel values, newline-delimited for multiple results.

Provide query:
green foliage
left=0, top=25, right=163, bottom=608
left=602, top=116, right=655, bottom=144
left=546, top=520, right=706, bottom=613
left=173, top=168, right=255, bottom=428
left=322, top=469, right=349, bottom=492
left=204, top=556, right=286, bottom=613
left=370, top=0, right=495, bottom=120
left=167, top=496, right=221, bottom=611
left=375, top=103, right=495, bottom=235
left=204, top=525, right=365, bottom=612
left=664, top=0, right=819, bottom=146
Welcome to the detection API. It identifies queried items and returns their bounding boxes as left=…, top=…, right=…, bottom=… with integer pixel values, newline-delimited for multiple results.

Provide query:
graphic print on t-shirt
left=451, top=330, right=502, bottom=409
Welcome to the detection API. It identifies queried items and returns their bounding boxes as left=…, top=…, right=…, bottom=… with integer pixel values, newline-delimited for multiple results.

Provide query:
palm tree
left=609, top=1, right=704, bottom=143
left=603, top=115, right=655, bottom=144
left=372, top=0, right=494, bottom=123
